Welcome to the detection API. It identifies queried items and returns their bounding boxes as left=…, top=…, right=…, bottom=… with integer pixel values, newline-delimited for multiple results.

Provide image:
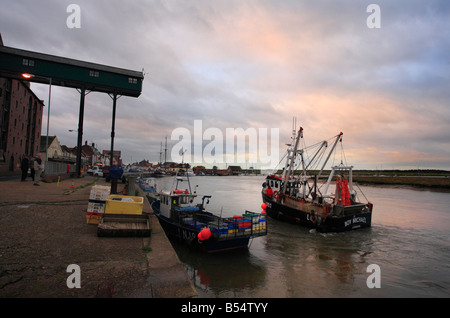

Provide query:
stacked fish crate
left=244, top=212, right=266, bottom=233
left=86, top=185, right=111, bottom=224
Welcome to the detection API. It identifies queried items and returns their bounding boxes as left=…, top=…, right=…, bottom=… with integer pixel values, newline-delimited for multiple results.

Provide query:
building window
left=22, top=59, right=35, bottom=67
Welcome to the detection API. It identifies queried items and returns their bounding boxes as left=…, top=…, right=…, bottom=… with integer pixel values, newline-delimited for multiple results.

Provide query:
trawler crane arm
left=316, top=132, right=343, bottom=182
left=305, top=140, right=328, bottom=171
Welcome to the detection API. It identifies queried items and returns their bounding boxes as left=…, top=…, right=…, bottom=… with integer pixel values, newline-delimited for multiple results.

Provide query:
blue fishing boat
left=137, top=176, right=157, bottom=193
left=148, top=178, right=267, bottom=253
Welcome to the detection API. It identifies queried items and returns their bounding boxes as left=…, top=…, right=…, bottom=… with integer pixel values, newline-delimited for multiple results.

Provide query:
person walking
left=29, top=156, right=35, bottom=181
left=33, top=154, right=43, bottom=186
left=109, top=158, right=123, bottom=194
left=20, top=156, right=29, bottom=181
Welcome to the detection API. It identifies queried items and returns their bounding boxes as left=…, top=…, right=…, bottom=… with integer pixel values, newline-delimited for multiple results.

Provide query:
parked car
left=87, top=166, right=103, bottom=177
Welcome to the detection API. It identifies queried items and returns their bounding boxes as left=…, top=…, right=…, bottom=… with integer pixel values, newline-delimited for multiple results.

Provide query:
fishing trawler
left=148, top=178, right=267, bottom=253
left=261, top=123, right=373, bottom=233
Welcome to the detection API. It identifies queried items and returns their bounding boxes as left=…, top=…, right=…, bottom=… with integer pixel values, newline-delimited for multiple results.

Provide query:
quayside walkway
left=0, top=175, right=198, bottom=298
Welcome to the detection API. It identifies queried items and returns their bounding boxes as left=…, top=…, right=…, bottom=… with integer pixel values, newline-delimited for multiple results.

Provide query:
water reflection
left=258, top=218, right=377, bottom=297
left=170, top=239, right=267, bottom=297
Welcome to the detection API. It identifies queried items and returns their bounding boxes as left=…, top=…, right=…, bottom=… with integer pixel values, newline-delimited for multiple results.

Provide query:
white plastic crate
left=89, top=185, right=111, bottom=201
left=87, top=202, right=106, bottom=214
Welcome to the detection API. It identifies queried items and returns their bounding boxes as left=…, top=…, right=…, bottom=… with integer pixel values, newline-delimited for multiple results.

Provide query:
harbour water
left=152, top=175, right=450, bottom=298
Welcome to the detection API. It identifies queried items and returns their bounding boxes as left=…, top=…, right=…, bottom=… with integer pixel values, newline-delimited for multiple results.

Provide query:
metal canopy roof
left=0, top=45, right=144, bottom=97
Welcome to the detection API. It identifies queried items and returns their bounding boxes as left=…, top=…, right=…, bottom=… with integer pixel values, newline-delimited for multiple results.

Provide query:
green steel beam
left=0, top=45, right=143, bottom=97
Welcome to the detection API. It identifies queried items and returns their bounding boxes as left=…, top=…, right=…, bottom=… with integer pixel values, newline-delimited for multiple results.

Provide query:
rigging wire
left=340, top=140, right=348, bottom=166
left=354, top=182, right=369, bottom=203
left=271, top=150, right=288, bottom=174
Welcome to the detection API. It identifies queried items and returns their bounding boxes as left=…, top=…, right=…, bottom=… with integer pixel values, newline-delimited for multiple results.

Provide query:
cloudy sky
left=1, top=0, right=449, bottom=170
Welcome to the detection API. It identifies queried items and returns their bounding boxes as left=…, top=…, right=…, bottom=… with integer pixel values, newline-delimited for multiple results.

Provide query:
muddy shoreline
left=353, top=176, right=450, bottom=191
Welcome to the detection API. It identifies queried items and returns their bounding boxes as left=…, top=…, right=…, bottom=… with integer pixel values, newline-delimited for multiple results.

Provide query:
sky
left=1, top=0, right=449, bottom=170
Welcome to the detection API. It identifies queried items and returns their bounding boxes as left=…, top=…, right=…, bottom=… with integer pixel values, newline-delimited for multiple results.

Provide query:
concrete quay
left=0, top=175, right=198, bottom=298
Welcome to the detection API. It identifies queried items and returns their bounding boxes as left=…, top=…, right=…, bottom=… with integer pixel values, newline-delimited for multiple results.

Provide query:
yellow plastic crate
left=105, top=195, right=143, bottom=215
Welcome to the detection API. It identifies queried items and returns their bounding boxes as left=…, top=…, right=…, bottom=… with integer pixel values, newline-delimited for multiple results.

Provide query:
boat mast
left=159, top=141, right=163, bottom=166
left=281, top=118, right=297, bottom=181
left=281, top=126, right=303, bottom=194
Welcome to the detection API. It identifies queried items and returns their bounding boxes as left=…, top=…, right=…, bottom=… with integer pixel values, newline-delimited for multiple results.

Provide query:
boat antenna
left=292, top=117, right=296, bottom=141
left=181, top=148, right=192, bottom=193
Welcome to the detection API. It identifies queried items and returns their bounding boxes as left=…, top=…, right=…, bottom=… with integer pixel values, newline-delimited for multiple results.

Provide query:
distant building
left=81, top=141, right=101, bottom=167
left=193, top=166, right=206, bottom=175
left=162, top=162, right=190, bottom=174
left=215, top=169, right=229, bottom=176
left=227, top=166, right=242, bottom=175
left=68, top=141, right=102, bottom=168
left=215, top=166, right=243, bottom=176
left=61, top=145, right=77, bottom=162
left=103, top=150, right=122, bottom=166
left=40, top=136, right=63, bottom=163
left=138, top=159, right=152, bottom=168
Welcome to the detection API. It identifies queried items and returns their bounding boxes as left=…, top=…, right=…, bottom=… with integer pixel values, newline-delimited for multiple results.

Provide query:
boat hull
left=154, top=212, right=251, bottom=253
left=262, top=192, right=371, bottom=232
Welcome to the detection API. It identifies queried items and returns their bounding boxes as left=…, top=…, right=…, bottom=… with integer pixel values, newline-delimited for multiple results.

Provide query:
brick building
left=0, top=34, right=45, bottom=174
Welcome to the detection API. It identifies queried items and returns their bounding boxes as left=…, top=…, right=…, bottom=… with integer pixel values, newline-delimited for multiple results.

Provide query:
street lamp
left=22, top=73, right=52, bottom=169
